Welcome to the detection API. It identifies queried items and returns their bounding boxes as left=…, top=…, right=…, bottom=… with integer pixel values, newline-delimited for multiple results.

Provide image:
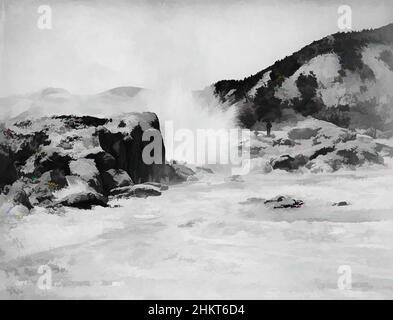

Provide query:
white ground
left=1, top=164, right=393, bottom=299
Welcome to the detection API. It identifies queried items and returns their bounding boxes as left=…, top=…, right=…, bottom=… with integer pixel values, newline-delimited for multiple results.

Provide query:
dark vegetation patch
left=54, top=115, right=110, bottom=128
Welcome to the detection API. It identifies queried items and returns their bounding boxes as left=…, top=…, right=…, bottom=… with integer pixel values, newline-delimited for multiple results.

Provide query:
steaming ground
left=1, top=164, right=393, bottom=299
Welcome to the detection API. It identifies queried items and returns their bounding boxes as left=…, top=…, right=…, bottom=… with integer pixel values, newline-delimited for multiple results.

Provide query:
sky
left=0, top=0, right=392, bottom=96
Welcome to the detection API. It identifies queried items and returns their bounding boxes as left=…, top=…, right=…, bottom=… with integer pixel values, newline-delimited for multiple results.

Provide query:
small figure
left=266, top=120, right=272, bottom=137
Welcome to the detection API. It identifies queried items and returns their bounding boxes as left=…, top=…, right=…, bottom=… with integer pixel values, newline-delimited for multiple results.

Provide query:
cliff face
left=0, top=112, right=184, bottom=209
left=213, top=23, right=393, bottom=131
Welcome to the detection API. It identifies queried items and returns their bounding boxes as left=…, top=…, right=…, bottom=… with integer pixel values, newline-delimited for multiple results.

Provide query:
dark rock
left=333, top=201, right=350, bottom=206
left=0, top=144, right=17, bottom=188
left=46, top=169, right=68, bottom=189
left=58, top=192, right=108, bottom=209
left=54, top=115, right=109, bottom=128
left=86, top=152, right=117, bottom=173
left=34, top=152, right=72, bottom=177
left=273, top=138, right=296, bottom=147
left=110, top=184, right=161, bottom=199
left=271, top=154, right=308, bottom=171
left=129, top=185, right=162, bottom=198
left=1, top=129, right=50, bottom=187
left=336, top=147, right=383, bottom=167
left=264, top=195, right=304, bottom=209
left=309, top=146, right=335, bottom=160
left=14, top=120, right=32, bottom=128
left=362, top=150, right=384, bottom=164
left=102, top=169, right=133, bottom=192
left=97, top=117, right=166, bottom=184
left=14, top=130, right=51, bottom=163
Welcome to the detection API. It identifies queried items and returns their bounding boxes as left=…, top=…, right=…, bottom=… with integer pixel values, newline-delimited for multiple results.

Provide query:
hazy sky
left=0, top=0, right=392, bottom=96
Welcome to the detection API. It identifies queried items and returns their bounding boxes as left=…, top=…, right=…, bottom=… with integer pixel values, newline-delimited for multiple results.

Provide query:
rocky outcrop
left=246, top=118, right=391, bottom=173
left=0, top=112, right=179, bottom=210
left=97, top=115, right=166, bottom=184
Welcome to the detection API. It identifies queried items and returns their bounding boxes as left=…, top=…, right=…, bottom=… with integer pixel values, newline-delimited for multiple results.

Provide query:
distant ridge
left=212, top=23, right=393, bottom=130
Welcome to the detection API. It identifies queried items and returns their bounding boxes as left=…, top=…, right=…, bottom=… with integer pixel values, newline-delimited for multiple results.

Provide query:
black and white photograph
left=0, top=0, right=393, bottom=302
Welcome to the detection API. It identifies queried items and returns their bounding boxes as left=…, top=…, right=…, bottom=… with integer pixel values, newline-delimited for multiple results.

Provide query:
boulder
left=110, top=184, right=161, bottom=199
left=91, top=152, right=117, bottom=172
left=264, top=196, right=304, bottom=209
left=333, top=201, right=350, bottom=206
left=129, top=184, right=162, bottom=198
left=44, top=169, right=68, bottom=189
left=170, top=162, right=196, bottom=181
left=97, top=114, right=166, bottom=184
left=335, top=145, right=383, bottom=168
left=271, top=154, right=308, bottom=171
left=102, top=169, right=133, bottom=192
left=57, top=192, right=108, bottom=209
